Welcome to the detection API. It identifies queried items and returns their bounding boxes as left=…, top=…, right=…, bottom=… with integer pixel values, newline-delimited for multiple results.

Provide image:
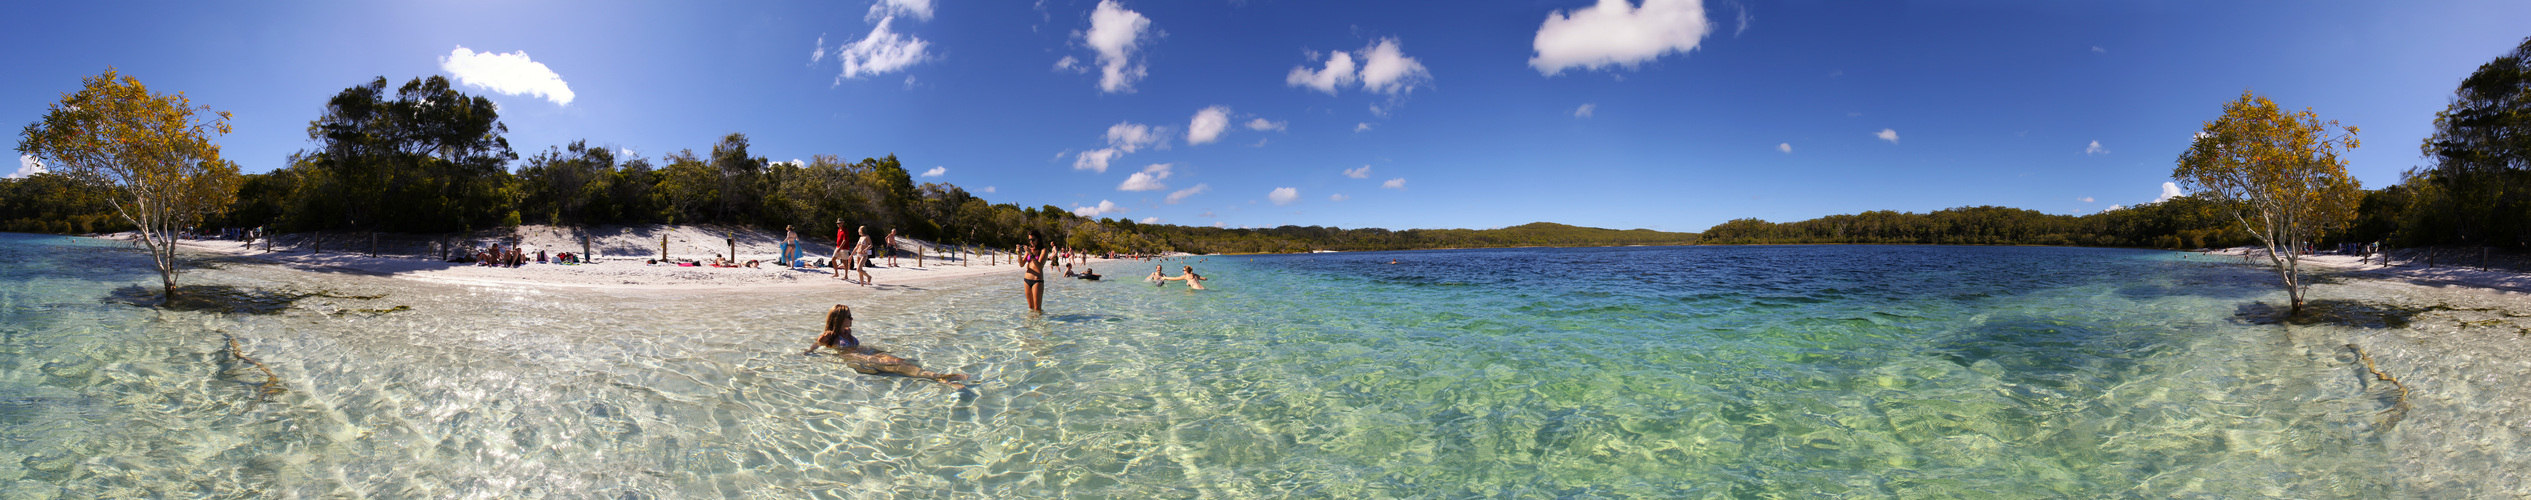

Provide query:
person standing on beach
left=1021, top=231, right=1050, bottom=313
left=853, top=226, right=875, bottom=285
left=832, top=219, right=849, bottom=278
left=884, top=228, right=899, bottom=267
left=783, top=225, right=800, bottom=268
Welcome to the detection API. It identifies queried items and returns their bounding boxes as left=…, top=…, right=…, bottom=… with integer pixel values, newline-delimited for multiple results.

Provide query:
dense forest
left=8, top=38, right=2528, bottom=254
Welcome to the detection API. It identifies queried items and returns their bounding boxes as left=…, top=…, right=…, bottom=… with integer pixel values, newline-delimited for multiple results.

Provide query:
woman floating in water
left=803, top=304, right=966, bottom=389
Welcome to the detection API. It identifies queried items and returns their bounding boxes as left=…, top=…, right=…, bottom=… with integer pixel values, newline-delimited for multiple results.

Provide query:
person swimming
left=1145, top=264, right=1165, bottom=282
left=1078, top=267, right=1101, bottom=281
left=802, top=304, right=967, bottom=389
left=1160, top=265, right=1208, bottom=290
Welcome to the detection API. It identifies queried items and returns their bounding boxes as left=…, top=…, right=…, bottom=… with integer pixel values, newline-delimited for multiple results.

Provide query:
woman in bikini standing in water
left=1021, top=231, right=1050, bottom=313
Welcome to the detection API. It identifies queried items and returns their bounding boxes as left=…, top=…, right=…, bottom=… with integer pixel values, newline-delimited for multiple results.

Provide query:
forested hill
left=1149, top=222, right=1699, bottom=254
left=1696, top=201, right=2256, bottom=249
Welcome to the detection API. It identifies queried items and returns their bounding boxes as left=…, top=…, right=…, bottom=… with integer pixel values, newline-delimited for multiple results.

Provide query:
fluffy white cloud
left=1072, top=200, right=1127, bottom=217
left=1285, top=50, right=1357, bottom=94
left=2091, top=45, right=2106, bottom=54
left=921, top=166, right=946, bottom=177
left=1074, top=121, right=1166, bottom=172
left=1574, top=103, right=1596, bottom=118
left=1118, top=163, right=1173, bottom=191
left=1875, top=128, right=1899, bottom=143
left=1166, top=183, right=1210, bottom=204
left=2157, top=182, right=2182, bottom=203
left=1140, top=217, right=1161, bottom=224
left=1053, top=55, right=1083, bottom=72
left=1187, top=106, right=1232, bottom=145
left=2079, top=196, right=2095, bottom=203
left=1267, top=187, right=1300, bottom=205
left=1245, top=118, right=1286, bottom=131
left=1530, top=0, right=1712, bottom=76
left=1212, top=221, right=1227, bottom=228
left=810, top=34, right=827, bottom=63
left=1073, top=149, right=1122, bottom=172
left=1381, top=178, right=1406, bottom=189
left=10, top=154, right=45, bottom=179
left=1286, top=38, right=1429, bottom=96
left=981, top=186, right=996, bottom=193
left=440, top=46, right=576, bottom=105
left=1357, top=38, right=1430, bottom=95
left=1354, top=122, right=1373, bottom=132
left=2084, top=140, right=2107, bottom=155
left=1777, top=142, right=1791, bottom=153
left=868, top=0, right=933, bottom=22
left=1343, top=165, right=1372, bottom=179
left=1081, top=0, right=1153, bottom=93
left=835, top=16, right=931, bottom=81
left=2104, top=204, right=2125, bottom=212
left=1329, top=193, right=1350, bottom=202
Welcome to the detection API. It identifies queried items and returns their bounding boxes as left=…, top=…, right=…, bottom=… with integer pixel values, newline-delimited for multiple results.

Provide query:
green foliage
left=1697, top=202, right=2251, bottom=249
left=2417, top=37, right=2531, bottom=249
left=0, top=172, right=130, bottom=234
left=294, top=76, right=516, bottom=232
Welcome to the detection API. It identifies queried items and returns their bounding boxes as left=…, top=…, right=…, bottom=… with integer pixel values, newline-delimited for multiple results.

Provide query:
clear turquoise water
left=0, top=234, right=2399, bottom=497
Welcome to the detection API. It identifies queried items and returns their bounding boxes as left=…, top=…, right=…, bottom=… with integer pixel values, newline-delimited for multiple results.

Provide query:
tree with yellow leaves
left=2175, top=91, right=2362, bottom=314
left=17, top=68, right=241, bottom=300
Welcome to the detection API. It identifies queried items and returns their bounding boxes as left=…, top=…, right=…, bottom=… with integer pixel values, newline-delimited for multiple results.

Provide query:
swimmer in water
left=803, top=304, right=966, bottom=389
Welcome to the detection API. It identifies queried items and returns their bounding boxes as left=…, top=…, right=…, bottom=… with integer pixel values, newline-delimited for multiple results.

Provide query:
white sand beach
left=152, top=224, right=1153, bottom=292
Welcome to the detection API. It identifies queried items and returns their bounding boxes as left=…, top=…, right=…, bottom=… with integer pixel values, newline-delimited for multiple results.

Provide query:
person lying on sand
left=802, top=304, right=967, bottom=389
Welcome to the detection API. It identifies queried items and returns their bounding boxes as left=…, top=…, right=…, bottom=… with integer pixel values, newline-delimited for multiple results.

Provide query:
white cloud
left=781, top=159, right=805, bottom=167
left=834, top=16, right=931, bottom=81
left=1245, top=118, right=1286, bottom=131
left=1073, top=121, right=1166, bottom=172
left=2156, top=181, right=2182, bottom=203
left=2084, top=140, right=2107, bottom=155
left=1166, top=183, right=1210, bottom=204
left=1267, top=187, right=1300, bottom=205
left=1187, top=105, right=1232, bottom=145
left=1343, top=165, right=1372, bottom=179
left=1286, top=50, right=1357, bottom=94
left=1072, top=200, right=1127, bottom=217
left=2104, top=204, right=2125, bottom=212
left=981, top=186, right=996, bottom=193
left=1073, top=149, right=1122, bottom=172
left=439, top=46, right=576, bottom=105
left=1118, top=163, right=1173, bottom=191
left=2090, top=45, right=2106, bottom=54
left=619, top=147, right=635, bottom=158
left=1212, top=221, right=1227, bottom=228
left=1354, top=122, right=1373, bottom=132
left=1573, top=103, right=1596, bottom=118
left=10, top=154, right=45, bottom=179
left=1286, top=38, right=1429, bottom=96
left=1356, top=38, right=1430, bottom=95
left=921, top=166, right=946, bottom=177
left=2078, top=196, right=2095, bottom=203
left=1530, top=0, right=1712, bottom=76
left=810, top=34, right=828, bottom=64
left=1875, top=128, right=1899, bottom=143
left=1329, top=193, right=1350, bottom=202
left=1381, top=177, right=1406, bottom=189
left=868, top=0, right=934, bottom=22
left=1140, top=217, right=1161, bottom=224
left=1776, top=142, right=1791, bottom=153
left=1054, top=55, right=1083, bottom=72
left=1081, top=0, right=1154, bottom=93
left=1733, top=4, right=1751, bottom=37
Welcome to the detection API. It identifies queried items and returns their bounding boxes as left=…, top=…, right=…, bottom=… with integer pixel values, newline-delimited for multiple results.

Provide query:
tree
left=2174, top=91, right=2362, bottom=313
left=17, top=68, right=242, bottom=299
left=2419, top=37, right=2531, bottom=249
left=300, top=76, right=515, bottom=232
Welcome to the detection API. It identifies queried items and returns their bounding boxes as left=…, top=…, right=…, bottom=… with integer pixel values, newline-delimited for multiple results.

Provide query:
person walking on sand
left=782, top=225, right=800, bottom=268
left=852, top=226, right=875, bottom=285
left=845, top=219, right=865, bottom=281
left=803, top=305, right=966, bottom=389
left=884, top=228, right=899, bottom=267
left=1021, top=231, right=1051, bottom=313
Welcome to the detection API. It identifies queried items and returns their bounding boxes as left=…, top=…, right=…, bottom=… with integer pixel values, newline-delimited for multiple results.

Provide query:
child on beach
left=803, top=304, right=966, bottom=389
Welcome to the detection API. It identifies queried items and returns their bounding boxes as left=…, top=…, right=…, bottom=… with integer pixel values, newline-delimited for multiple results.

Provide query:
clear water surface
left=0, top=233, right=2405, bottom=497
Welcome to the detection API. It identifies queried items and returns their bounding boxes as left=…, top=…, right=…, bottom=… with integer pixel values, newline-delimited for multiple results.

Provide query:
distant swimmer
left=1388, top=259, right=1399, bottom=265
left=803, top=304, right=967, bottom=389
left=1078, top=267, right=1101, bottom=281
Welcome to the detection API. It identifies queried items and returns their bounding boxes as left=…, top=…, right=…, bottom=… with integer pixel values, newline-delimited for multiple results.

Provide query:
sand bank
left=147, top=224, right=1155, bottom=292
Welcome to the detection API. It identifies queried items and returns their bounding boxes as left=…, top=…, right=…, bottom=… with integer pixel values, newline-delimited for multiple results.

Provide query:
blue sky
left=6, top=1, right=2527, bottom=232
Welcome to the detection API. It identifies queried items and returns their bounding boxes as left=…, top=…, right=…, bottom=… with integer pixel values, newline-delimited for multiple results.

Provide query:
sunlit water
left=0, top=234, right=2449, bottom=497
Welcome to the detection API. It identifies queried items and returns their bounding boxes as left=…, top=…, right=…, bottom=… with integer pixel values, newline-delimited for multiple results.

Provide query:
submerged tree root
left=223, top=332, right=285, bottom=399
left=2345, top=343, right=2410, bottom=430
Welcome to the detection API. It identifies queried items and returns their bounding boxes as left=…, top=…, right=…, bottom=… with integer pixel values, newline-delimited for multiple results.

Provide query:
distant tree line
left=1698, top=199, right=2254, bottom=249
left=4, top=74, right=1696, bottom=254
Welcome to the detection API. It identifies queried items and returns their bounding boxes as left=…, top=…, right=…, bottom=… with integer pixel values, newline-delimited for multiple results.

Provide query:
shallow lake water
left=0, top=234, right=2441, bottom=497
